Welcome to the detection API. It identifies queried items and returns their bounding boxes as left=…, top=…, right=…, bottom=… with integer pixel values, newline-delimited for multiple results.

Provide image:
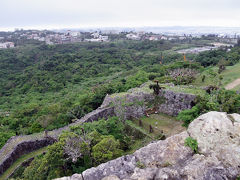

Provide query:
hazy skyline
left=1, top=0, right=240, bottom=31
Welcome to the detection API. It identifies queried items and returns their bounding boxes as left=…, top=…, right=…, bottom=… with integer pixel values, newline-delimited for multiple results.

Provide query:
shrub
left=178, top=89, right=240, bottom=127
left=177, top=106, right=200, bottom=127
left=157, top=76, right=175, bottom=84
left=184, top=137, right=198, bottom=153
left=166, top=68, right=199, bottom=85
left=148, top=73, right=157, bottom=80
left=124, top=70, right=149, bottom=90
left=0, top=131, right=15, bottom=149
left=92, top=135, right=123, bottom=165
left=136, top=161, right=146, bottom=169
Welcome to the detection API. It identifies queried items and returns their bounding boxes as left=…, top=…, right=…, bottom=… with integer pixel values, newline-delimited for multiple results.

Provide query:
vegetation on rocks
left=184, top=137, right=198, bottom=153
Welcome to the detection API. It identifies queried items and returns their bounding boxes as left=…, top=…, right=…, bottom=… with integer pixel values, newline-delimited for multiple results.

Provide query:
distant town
left=0, top=28, right=239, bottom=53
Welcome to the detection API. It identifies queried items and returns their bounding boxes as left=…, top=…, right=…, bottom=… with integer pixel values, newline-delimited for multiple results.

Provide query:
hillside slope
left=193, top=62, right=240, bottom=91
left=56, top=111, right=240, bottom=180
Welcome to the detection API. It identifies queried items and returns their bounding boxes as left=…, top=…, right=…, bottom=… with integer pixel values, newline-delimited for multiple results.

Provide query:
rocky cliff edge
left=56, top=111, right=240, bottom=180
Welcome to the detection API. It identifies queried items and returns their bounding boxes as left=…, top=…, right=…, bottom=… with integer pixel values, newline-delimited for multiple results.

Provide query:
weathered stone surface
left=155, top=168, right=181, bottom=180
left=71, top=174, right=83, bottom=180
left=229, top=113, right=240, bottom=122
left=179, top=154, right=222, bottom=180
left=57, top=112, right=240, bottom=180
left=158, top=90, right=196, bottom=116
left=133, top=131, right=191, bottom=167
left=82, top=155, right=137, bottom=180
left=102, top=91, right=152, bottom=120
left=101, top=175, right=120, bottom=180
left=102, top=85, right=196, bottom=120
left=188, top=111, right=240, bottom=169
left=130, top=167, right=158, bottom=180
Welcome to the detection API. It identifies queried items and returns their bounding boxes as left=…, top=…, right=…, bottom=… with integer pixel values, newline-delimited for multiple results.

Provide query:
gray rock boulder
left=82, top=155, right=137, bottom=180
left=101, top=175, right=120, bottom=180
left=188, top=111, right=240, bottom=169
left=55, top=174, right=83, bottom=180
left=133, top=131, right=191, bottom=167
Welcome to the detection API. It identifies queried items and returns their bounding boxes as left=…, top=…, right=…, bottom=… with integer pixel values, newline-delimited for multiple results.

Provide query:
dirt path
left=225, top=78, right=240, bottom=90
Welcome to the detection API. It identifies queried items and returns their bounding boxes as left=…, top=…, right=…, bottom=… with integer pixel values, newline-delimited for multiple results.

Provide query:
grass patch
left=221, top=63, right=240, bottom=86
left=131, top=113, right=185, bottom=138
left=126, top=120, right=154, bottom=139
left=192, top=63, right=240, bottom=91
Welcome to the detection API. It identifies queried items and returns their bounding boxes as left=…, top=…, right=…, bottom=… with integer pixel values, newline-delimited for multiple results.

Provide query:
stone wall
left=0, top=84, right=196, bottom=176
left=0, top=138, right=55, bottom=175
left=158, top=90, right=196, bottom=116
left=102, top=88, right=196, bottom=120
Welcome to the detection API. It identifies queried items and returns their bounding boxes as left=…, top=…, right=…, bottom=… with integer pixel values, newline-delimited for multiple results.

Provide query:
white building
left=126, top=33, right=141, bottom=40
left=91, top=32, right=100, bottom=38
left=0, top=43, right=7, bottom=48
left=85, top=38, right=102, bottom=42
left=0, top=42, right=14, bottom=49
left=160, top=36, right=168, bottom=40
left=148, top=36, right=159, bottom=41
left=99, top=35, right=108, bottom=41
left=70, top=31, right=81, bottom=37
left=5, top=42, right=14, bottom=48
left=39, top=37, right=45, bottom=42
left=179, top=36, right=187, bottom=40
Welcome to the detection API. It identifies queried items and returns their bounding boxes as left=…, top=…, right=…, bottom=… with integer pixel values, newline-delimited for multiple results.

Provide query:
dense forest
left=0, top=40, right=185, bottom=147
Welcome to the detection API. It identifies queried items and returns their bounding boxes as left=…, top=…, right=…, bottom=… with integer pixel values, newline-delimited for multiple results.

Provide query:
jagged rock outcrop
left=56, top=112, right=240, bottom=180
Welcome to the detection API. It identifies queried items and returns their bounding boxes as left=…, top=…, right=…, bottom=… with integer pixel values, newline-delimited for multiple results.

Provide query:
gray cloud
left=0, top=0, right=240, bottom=30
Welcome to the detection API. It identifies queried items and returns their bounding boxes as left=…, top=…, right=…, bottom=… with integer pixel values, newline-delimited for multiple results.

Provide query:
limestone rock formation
left=55, top=111, right=240, bottom=180
left=188, top=111, right=240, bottom=173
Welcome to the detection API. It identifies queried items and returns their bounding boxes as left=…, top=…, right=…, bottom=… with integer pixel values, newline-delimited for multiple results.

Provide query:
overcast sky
left=1, top=0, right=240, bottom=31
